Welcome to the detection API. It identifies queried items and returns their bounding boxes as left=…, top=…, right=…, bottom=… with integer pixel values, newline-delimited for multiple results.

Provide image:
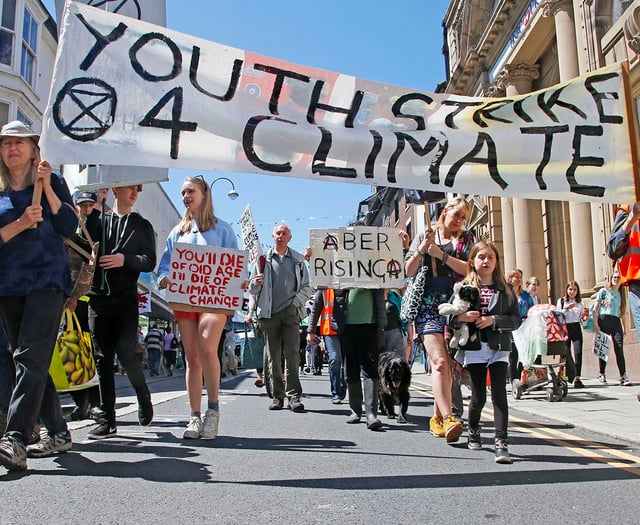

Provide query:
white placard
left=309, top=227, right=404, bottom=289
left=239, top=204, right=263, bottom=266
left=166, top=243, right=248, bottom=313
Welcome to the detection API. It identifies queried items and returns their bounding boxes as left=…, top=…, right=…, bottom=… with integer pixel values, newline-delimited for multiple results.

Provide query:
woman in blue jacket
left=0, top=121, right=77, bottom=471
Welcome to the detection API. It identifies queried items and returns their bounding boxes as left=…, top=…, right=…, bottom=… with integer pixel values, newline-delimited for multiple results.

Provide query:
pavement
left=64, top=361, right=640, bottom=447
left=408, top=360, right=640, bottom=446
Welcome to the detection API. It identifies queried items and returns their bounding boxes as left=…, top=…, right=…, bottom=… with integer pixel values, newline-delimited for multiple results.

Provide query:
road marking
left=411, top=383, right=640, bottom=475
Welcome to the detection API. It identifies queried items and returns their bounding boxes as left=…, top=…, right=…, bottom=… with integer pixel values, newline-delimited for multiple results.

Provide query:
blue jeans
left=0, top=292, right=68, bottom=444
left=147, top=348, right=161, bottom=375
left=629, top=288, right=640, bottom=336
left=324, top=335, right=346, bottom=399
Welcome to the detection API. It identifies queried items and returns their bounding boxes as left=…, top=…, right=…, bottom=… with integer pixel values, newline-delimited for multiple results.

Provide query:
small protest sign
left=593, top=331, right=611, bottom=361
left=239, top=204, right=263, bottom=265
left=309, top=226, right=404, bottom=289
left=167, top=243, right=247, bottom=313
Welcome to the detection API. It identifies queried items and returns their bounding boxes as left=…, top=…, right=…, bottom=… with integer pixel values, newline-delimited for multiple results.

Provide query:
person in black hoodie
left=85, top=184, right=156, bottom=440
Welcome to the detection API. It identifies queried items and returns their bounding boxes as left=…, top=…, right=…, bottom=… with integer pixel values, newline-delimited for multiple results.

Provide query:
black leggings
left=597, top=314, right=626, bottom=377
left=467, top=361, right=509, bottom=441
left=565, top=322, right=583, bottom=377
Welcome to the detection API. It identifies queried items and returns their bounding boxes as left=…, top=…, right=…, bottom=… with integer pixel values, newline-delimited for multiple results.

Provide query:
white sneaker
left=183, top=416, right=203, bottom=439
left=201, top=409, right=219, bottom=439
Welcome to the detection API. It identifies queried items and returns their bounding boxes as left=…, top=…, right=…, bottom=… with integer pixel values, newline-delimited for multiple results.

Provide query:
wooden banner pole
left=620, top=61, right=640, bottom=202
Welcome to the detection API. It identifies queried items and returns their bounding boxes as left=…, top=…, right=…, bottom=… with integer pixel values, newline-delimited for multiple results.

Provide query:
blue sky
left=43, top=0, right=451, bottom=252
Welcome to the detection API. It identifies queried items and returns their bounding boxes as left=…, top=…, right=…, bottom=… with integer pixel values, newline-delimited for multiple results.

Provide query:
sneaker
left=27, top=423, right=41, bottom=446
left=289, top=398, right=305, bottom=412
left=467, top=427, right=482, bottom=451
left=0, top=435, right=27, bottom=471
left=90, top=406, right=106, bottom=421
left=27, top=430, right=72, bottom=458
left=331, top=396, right=342, bottom=405
left=201, top=409, right=219, bottom=439
left=429, top=415, right=445, bottom=437
left=87, top=421, right=117, bottom=440
left=137, top=393, right=153, bottom=426
left=269, top=399, right=284, bottom=410
left=494, top=439, right=512, bottom=464
left=620, top=375, right=633, bottom=386
left=598, top=374, right=607, bottom=384
left=573, top=378, right=585, bottom=388
left=443, top=415, right=463, bottom=443
left=183, top=416, right=203, bottom=439
left=70, top=405, right=91, bottom=421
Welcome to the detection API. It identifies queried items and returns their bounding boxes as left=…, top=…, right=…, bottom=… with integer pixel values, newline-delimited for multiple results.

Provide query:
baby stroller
left=511, top=304, right=570, bottom=402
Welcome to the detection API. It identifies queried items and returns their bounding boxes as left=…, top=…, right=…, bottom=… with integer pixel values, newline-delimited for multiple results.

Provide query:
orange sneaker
left=443, top=416, right=463, bottom=443
left=429, top=415, right=445, bottom=437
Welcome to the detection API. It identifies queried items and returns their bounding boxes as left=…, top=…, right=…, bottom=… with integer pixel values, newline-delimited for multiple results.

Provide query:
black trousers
left=89, top=293, right=149, bottom=421
left=467, top=361, right=509, bottom=441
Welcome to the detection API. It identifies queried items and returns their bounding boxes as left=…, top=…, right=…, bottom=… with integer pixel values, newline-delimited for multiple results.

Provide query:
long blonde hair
left=435, top=196, right=471, bottom=239
left=463, top=241, right=517, bottom=303
left=177, top=176, right=218, bottom=235
left=0, top=138, right=40, bottom=192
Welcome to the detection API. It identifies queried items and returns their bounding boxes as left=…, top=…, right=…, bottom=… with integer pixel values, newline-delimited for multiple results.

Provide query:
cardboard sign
left=41, top=3, right=636, bottom=203
left=166, top=243, right=247, bottom=313
left=309, top=226, right=404, bottom=289
left=593, top=331, right=611, bottom=362
left=239, top=204, right=263, bottom=265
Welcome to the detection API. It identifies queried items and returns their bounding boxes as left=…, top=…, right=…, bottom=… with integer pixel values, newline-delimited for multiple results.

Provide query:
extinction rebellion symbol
left=52, top=78, right=117, bottom=142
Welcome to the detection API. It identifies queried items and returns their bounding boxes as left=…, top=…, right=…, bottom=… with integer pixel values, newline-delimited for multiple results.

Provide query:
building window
left=16, top=108, right=30, bottom=126
left=0, top=101, right=9, bottom=125
left=20, top=6, right=37, bottom=86
left=0, top=0, right=16, bottom=66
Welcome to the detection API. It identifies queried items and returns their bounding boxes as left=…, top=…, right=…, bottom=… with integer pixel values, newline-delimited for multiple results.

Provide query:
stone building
left=437, top=0, right=640, bottom=376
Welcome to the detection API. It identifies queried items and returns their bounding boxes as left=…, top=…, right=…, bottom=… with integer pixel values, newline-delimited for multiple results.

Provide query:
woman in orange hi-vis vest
left=307, top=288, right=347, bottom=404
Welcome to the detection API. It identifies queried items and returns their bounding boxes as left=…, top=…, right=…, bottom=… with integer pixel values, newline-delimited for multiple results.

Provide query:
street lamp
left=210, top=176, right=239, bottom=200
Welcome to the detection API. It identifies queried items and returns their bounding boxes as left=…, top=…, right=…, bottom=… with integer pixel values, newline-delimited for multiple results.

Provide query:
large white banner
left=54, top=0, right=168, bottom=189
left=42, top=2, right=637, bottom=203
left=309, top=227, right=405, bottom=289
left=54, top=0, right=166, bottom=28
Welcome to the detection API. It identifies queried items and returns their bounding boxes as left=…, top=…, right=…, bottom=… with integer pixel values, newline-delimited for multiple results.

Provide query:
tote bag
left=241, top=322, right=264, bottom=369
left=400, top=265, right=427, bottom=324
left=49, top=309, right=98, bottom=392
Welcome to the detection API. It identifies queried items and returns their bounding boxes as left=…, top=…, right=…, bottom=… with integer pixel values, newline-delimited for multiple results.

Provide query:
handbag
left=49, top=309, right=98, bottom=392
left=241, top=322, right=264, bottom=369
left=64, top=205, right=99, bottom=303
left=400, top=264, right=427, bottom=324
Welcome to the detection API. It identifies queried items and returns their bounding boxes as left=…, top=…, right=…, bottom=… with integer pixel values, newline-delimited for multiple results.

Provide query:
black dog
left=378, top=352, right=411, bottom=423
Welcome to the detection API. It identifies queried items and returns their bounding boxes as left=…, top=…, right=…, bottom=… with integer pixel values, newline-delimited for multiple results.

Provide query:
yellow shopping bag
left=49, top=309, right=98, bottom=392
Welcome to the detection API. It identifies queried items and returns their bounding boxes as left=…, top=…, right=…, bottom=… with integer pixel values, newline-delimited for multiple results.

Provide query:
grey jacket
left=249, top=247, right=310, bottom=320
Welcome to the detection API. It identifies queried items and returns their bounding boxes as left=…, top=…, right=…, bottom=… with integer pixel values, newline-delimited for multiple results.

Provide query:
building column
left=500, top=198, right=515, bottom=272
left=545, top=0, right=595, bottom=294
left=495, top=64, right=547, bottom=297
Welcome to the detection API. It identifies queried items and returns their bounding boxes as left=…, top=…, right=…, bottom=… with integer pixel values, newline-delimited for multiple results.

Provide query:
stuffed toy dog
left=438, top=282, right=481, bottom=348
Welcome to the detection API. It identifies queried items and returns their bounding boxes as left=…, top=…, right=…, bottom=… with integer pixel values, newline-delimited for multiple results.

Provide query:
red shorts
left=174, top=310, right=201, bottom=322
